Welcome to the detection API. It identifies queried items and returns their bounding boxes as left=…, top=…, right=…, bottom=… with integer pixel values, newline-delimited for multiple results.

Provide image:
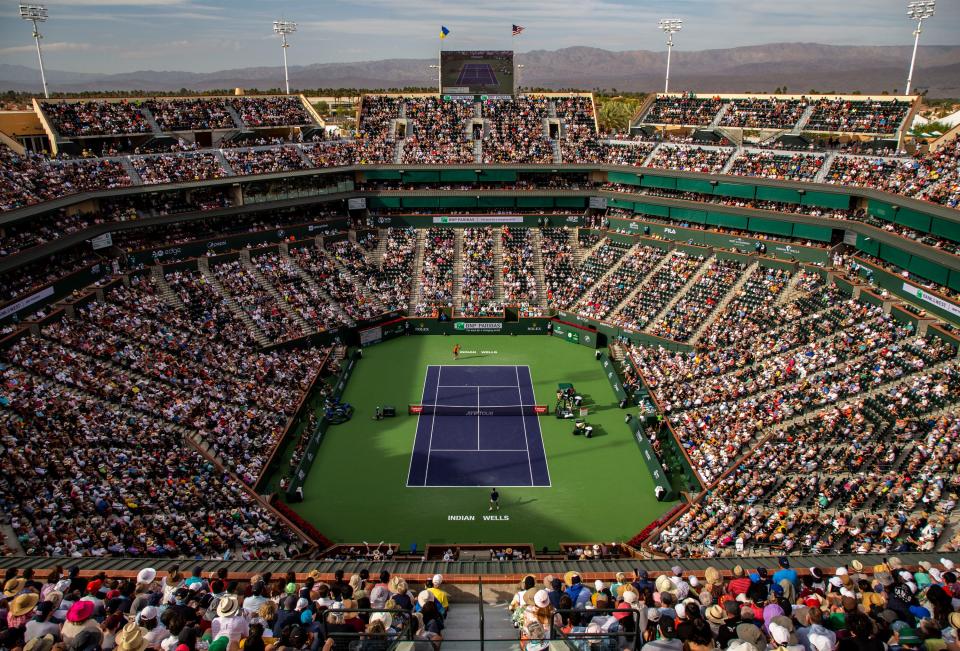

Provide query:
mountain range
left=2, top=43, right=959, bottom=97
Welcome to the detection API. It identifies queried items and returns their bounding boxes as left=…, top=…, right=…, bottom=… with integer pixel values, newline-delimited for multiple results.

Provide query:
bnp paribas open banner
left=407, top=318, right=550, bottom=336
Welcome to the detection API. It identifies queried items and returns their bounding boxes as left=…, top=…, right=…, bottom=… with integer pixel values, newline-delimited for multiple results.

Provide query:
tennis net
left=408, top=404, right=548, bottom=416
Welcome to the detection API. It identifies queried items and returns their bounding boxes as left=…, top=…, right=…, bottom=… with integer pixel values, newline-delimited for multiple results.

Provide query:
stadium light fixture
left=429, top=64, right=440, bottom=94
left=658, top=18, right=683, bottom=94
left=273, top=19, right=297, bottom=94
left=904, top=0, right=935, bottom=95
left=19, top=4, right=50, bottom=99
left=516, top=64, right=525, bottom=94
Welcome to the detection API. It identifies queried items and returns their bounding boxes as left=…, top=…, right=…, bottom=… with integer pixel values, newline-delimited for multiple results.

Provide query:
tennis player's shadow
left=514, top=497, right=538, bottom=507
left=456, top=354, right=484, bottom=360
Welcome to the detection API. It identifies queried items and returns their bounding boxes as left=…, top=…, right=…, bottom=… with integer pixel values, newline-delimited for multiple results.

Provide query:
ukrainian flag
left=440, top=26, right=450, bottom=39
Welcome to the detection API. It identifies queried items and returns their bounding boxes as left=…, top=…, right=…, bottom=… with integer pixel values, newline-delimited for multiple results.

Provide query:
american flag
left=512, top=24, right=525, bottom=36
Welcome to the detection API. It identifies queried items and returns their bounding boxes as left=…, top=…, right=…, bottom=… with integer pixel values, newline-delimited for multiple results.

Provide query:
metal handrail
left=478, top=575, right=485, bottom=650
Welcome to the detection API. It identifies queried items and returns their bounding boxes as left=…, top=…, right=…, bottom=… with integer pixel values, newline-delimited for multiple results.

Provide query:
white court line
left=416, top=404, right=536, bottom=408
left=515, top=365, right=535, bottom=486
left=405, top=365, right=432, bottom=488
left=431, top=449, right=531, bottom=452
left=422, top=366, right=443, bottom=487
left=476, top=386, right=481, bottom=451
left=437, top=385, right=521, bottom=388
left=525, top=365, right=552, bottom=488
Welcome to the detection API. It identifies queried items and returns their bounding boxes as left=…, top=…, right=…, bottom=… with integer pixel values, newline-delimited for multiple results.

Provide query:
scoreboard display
left=440, top=50, right=514, bottom=96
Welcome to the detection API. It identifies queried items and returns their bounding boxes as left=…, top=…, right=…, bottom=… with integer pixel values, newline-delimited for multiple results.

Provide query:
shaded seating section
left=230, top=96, right=313, bottom=127
left=643, top=95, right=723, bottom=125
left=39, top=100, right=151, bottom=136
left=132, top=152, right=228, bottom=185
left=719, top=97, right=808, bottom=129
left=145, top=98, right=236, bottom=131
left=806, top=98, right=910, bottom=133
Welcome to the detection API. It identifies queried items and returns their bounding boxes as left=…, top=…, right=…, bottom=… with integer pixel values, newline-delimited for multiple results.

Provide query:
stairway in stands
left=452, top=229, right=465, bottom=315
left=607, top=248, right=675, bottom=320
left=198, top=258, right=272, bottom=347
left=493, top=231, right=505, bottom=303
left=688, top=261, right=758, bottom=345
left=240, top=252, right=315, bottom=334
left=407, top=229, right=427, bottom=313
left=280, top=245, right=356, bottom=327
left=370, top=228, right=389, bottom=265
left=643, top=255, right=715, bottom=333
left=530, top=228, right=549, bottom=310
left=151, top=265, right=186, bottom=310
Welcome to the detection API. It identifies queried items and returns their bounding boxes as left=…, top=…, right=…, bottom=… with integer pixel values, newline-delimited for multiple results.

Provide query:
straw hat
left=563, top=571, right=580, bottom=587
left=24, top=635, right=55, bottom=651
left=706, top=604, right=727, bottom=625
left=655, top=575, right=677, bottom=595
left=705, top=567, right=722, bottom=585
left=10, top=593, right=39, bottom=617
left=3, top=578, right=25, bottom=598
left=115, top=622, right=148, bottom=651
left=216, top=594, right=240, bottom=618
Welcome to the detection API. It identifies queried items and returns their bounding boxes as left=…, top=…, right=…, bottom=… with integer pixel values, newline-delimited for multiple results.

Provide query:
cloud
left=0, top=42, right=101, bottom=55
left=39, top=0, right=189, bottom=4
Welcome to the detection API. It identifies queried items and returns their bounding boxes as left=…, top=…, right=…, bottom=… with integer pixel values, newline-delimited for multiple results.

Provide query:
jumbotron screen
left=440, top=50, right=514, bottom=96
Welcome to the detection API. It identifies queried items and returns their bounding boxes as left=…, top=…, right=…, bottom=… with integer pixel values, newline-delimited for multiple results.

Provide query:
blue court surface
left=456, top=63, right=498, bottom=86
left=406, top=365, right=551, bottom=487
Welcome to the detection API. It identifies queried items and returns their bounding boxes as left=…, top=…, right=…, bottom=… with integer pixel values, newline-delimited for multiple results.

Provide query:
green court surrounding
left=291, top=335, right=678, bottom=549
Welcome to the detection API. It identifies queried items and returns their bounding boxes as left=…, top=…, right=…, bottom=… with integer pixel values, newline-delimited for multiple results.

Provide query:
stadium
left=1, top=1, right=960, bottom=649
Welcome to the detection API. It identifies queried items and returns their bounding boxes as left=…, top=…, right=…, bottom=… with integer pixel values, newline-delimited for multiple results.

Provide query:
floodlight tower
left=273, top=20, right=297, bottom=94
left=658, top=19, right=683, bottom=94
left=904, top=1, right=935, bottom=95
left=19, top=4, right=50, bottom=99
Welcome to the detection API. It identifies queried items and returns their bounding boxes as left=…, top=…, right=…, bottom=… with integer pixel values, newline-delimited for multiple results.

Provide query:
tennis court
left=455, top=63, right=498, bottom=87
left=406, top=365, right=550, bottom=487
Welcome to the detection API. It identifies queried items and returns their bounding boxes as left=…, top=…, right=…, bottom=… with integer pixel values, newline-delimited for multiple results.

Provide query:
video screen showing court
left=440, top=50, right=515, bottom=96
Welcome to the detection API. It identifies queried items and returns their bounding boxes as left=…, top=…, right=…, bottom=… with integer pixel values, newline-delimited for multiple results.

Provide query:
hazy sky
left=1, top=0, right=958, bottom=74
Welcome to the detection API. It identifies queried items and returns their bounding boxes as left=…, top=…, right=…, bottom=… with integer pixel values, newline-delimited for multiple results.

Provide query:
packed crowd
left=806, top=99, right=911, bottom=134
left=482, top=97, right=554, bottom=163
left=401, top=98, right=476, bottom=164
left=648, top=258, right=746, bottom=341
left=719, top=98, right=809, bottom=129
left=132, top=153, right=228, bottom=185
left=40, top=100, right=151, bottom=137
left=415, top=228, right=456, bottom=316
left=145, top=99, right=237, bottom=132
left=549, top=237, right=632, bottom=309
left=224, top=147, right=309, bottom=176
left=643, top=95, right=725, bottom=126
left=728, top=152, right=825, bottom=182
left=230, top=97, right=314, bottom=128
left=647, top=146, right=735, bottom=174
left=572, top=243, right=667, bottom=320
left=501, top=227, right=541, bottom=314
left=355, top=96, right=403, bottom=164
left=459, top=227, right=500, bottom=317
